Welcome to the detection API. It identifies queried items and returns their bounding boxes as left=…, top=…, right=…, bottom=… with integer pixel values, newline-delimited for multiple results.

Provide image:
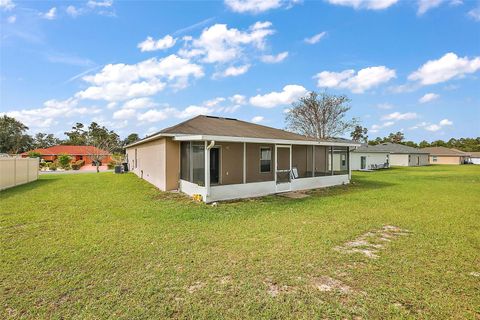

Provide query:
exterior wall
left=429, top=155, right=462, bottom=165
left=408, top=154, right=429, bottom=166
left=390, top=154, right=409, bottom=166
left=351, top=152, right=389, bottom=170
left=0, top=158, right=39, bottom=191
left=165, top=138, right=180, bottom=190
left=472, top=157, right=480, bottom=165
left=246, top=143, right=275, bottom=183
left=215, top=142, right=243, bottom=185
left=126, top=138, right=167, bottom=190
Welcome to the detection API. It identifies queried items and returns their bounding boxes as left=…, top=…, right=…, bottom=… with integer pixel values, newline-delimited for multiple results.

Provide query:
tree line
left=0, top=115, right=140, bottom=154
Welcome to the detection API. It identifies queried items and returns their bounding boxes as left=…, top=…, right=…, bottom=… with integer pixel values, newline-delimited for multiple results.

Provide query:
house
left=22, top=145, right=112, bottom=166
left=470, top=152, right=480, bottom=165
left=420, top=146, right=470, bottom=164
left=351, top=144, right=390, bottom=170
left=125, top=115, right=360, bottom=203
left=351, top=142, right=429, bottom=167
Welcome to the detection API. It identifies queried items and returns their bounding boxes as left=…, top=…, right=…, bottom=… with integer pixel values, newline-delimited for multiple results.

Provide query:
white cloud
left=2, top=98, right=98, bottom=129
left=304, top=32, right=327, bottom=44
left=381, top=112, right=418, bottom=121
left=326, top=0, right=398, bottom=10
left=224, top=0, right=288, bottom=13
left=214, top=64, right=251, bottom=78
left=419, top=92, right=439, bottom=103
left=229, top=94, right=247, bottom=105
left=408, top=52, right=480, bottom=85
left=76, top=54, right=204, bottom=101
left=377, top=103, right=394, bottom=109
left=439, top=118, right=452, bottom=126
left=87, top=0, right=113, bottom=8
left=315, top=66, right=396, bottom=93
left=468, top=7, right=480, bottom=21
left=66, top=5, right=81, bottom=17
left=0, top=0, right=15, bottom=10
left=370, top=121, right=395, bottom=133
left=113, top=108, right=136, bottom=120
left=424, top=124, right=441, bottom=131
left=179, top=21, right=275, bottom=64
left=41, top=7, right=57, bottom=20
left=137, top=108, right=176, bottom=122
left=7, top=15, right=15, bottom=23
left=250, top=84, right=307, bottom=108
left=138, top=35, right=177, bottom=52
left=122, top=97, right=157, bottom=109
left=417, top=0, right=443, bottom=15
left=260, top=51, right=288, bottom=63
left=251, top=116, right=264, bottom=123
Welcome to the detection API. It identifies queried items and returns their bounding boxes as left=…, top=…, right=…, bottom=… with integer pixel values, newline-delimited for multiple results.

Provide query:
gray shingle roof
left=420, top=146, right=469, bottom=156
left=353, top=142, right=429, bottom=154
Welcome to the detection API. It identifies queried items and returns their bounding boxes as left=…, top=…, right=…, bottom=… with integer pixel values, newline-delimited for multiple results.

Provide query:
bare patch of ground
left=264, top=279, right=295, bottom=297
left=311, top=276, right=352, bottom=294
left=468, top=272, right=480, bottom=277
left=278, top=191, right=310, bottom=199
left=187, top=281, right=205, bottom=293
left=334, top=225, right=411, bottom=259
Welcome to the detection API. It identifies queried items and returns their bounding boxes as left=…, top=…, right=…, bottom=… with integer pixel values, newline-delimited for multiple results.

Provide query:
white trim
left=173, top=135, right=360, bottom=147
left=243, top=142, right=246, bottom=184
left=204, top=141, right=210, bottom=197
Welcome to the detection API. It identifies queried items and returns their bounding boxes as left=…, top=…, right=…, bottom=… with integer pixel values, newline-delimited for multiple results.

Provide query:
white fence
left=0, top=157, right=39, bottom=191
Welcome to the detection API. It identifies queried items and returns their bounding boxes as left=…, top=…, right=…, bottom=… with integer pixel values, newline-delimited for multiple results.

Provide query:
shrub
left=58, top=153, right=72, bottom=170
left=107, top=160, right=116, bottom=170
left=71, top=160, right=84, bottom=170
left=28, top=151, right=41, bottom=158
left=48, top=162, right=58, bottom=171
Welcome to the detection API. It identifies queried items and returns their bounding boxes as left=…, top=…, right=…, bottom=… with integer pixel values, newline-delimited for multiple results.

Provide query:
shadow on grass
left=0, top=178, right=57, bottom=200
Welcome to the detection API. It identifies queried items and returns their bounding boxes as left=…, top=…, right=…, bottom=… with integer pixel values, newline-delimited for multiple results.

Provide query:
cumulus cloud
left=214, top=64, right=251, bottom=78
left=229, top=94, right=247, bottom=105
left=41, top=7, right=57, bottom=20
left=75, top=54, right=204, bottom=101
left=2, top=98, right=98, bottom=129
left=410, top=119, right=452, bottom=132
left=138, top=35, right=177, bottom=52
left=408, top=52, right=480, bottom=85
left=469, top=7, right=480, bottom=21
left=0, top=0, right=15, bottom=10
left=251, top=116, right=264, bottom=123
left=224, top=0, right=295, bottom=13
left=249, top=84, right=307, bottom=108
left=417, top=0, right=443, bottom=15
left=179, top=21, right=275, bottom=64
left=87, top=0, right=113, bottom=8
left=419, top=93, right=439, bottom=103
left=66, top=5, right=81, bottom=17
left=381, top=112, right=418, bottom=121
left=370, top=121, right=395, bottom=133
left=325, top=0, right=398, bottom=10
left=304, top=32, right=327, bottom=44
left=314, top=66, right=396, bottom=93
left=260, top=51, right=288, bottom=63
left=7, top=15, right=15, bottom=23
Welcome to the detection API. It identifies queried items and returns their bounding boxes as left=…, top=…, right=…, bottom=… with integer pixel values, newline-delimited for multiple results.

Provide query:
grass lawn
left=1, top=166, right=479, bottom=319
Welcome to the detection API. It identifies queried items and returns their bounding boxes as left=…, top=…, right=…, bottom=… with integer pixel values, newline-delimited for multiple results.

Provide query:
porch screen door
left=275, top=145, right=291, bottom=192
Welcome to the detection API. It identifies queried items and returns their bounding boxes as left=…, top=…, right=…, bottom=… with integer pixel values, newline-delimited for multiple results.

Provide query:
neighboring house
left=421, top=146, right=470, bottom=165
left=125, top=115, right=360, bottom=203
left=470, top=152, right=480, bottom=165
left=351, top=142, right=429, bottom=167
left=351, top=144, right=390, bottom=170
left=22, top=145, right=112, bottom=165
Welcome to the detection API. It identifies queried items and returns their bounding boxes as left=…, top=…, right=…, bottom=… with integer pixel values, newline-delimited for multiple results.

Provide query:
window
left=260, top=147, right=271, bottom=173
left=432, top=156, right=437, bottom=162
left=134, top=149, right=137, bottom=168
left=341, top=154, right=346, bottom=167
left=180, top=142, right=190, bottom=181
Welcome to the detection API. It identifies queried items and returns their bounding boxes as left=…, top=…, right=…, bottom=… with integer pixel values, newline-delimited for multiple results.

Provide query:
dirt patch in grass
left=264, top=279, right=296, bottom=297
left=311, top=276, right=352, bottom=294
left=187, top=281, right=205, bottom=294
left=335, top=225, right=411, bottom=259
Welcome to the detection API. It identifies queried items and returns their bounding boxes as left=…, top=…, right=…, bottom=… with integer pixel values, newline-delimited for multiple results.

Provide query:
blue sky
left=1, top=0, right=479, bottom=141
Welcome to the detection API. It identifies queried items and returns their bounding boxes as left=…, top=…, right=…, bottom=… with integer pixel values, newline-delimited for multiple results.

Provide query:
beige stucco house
left=421, top=146, right=470, bottom=164
left=125, top=115, right=360, bottom=202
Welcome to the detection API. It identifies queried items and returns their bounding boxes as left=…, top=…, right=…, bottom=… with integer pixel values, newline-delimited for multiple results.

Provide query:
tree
left=28, top=151, right=42, bottom=158
left=350, top=125, right=368, bottom=143
left=0, top=115, right=33, bottom=154
left=64, top=123, right=87, bottom=145
left=387, top=131, right=405, bottom=144
left=418, top=140, right=430, bottom=148
left=84, top=122, right=121, bottom=173
left=123, top=133, right=140, bottom=147
left=285, top=91, right=357, bottom=139
left=33, top=133, right=62, bottom=149
left=57, top=153, right=72, bottom=170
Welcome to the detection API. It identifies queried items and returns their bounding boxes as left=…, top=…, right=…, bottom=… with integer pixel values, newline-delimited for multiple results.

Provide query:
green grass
left=1, top=166, right=479, bottom=319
